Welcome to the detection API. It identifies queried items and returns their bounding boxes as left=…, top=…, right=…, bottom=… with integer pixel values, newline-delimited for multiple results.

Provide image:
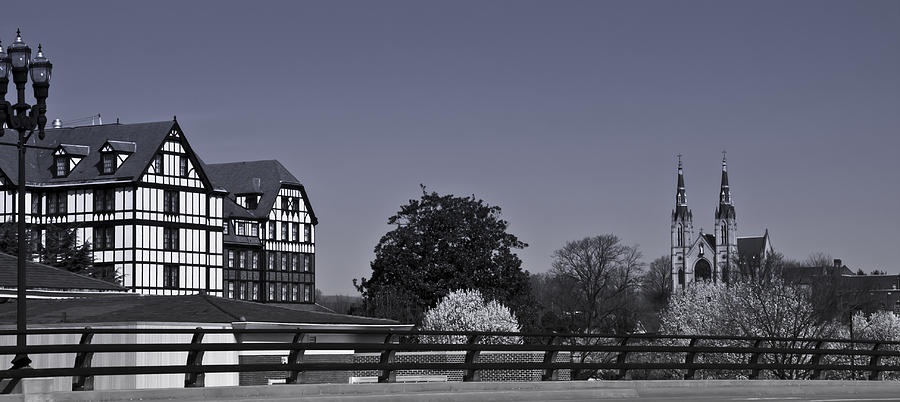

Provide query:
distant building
left=783, top=258, right=900, bottom=316
left=670, top=155, right=773, bottom=290
left=0, top=120, right=316, bottom=303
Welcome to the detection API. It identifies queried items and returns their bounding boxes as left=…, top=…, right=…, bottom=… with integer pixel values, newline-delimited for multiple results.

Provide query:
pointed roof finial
left=722, top=150, right=727, bottom=171
left=173, top=115, right=177, bottom=121
left=677, top=153, right=683, bottom=169
left=14, top=28, right=23, bottom=43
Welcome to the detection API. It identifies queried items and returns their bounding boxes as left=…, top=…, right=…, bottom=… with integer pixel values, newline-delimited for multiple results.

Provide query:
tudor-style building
left=0, top=120, right=316, bottom=303
left=206, top=161, right=317, bottom=303
left=670, top=155, right=772, bottom=290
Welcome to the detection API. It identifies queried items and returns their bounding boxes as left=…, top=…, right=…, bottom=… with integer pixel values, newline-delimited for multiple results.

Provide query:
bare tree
left=551, top=235, right=644, bottom=335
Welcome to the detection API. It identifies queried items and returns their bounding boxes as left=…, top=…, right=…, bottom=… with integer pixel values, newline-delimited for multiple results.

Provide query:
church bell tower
left=671, top=155, right=693, bottom=290
left=714, top=152, right=737, bottom=283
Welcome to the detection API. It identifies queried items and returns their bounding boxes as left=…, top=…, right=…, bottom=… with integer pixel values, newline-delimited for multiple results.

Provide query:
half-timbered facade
left=206, top=161, right=318, bottom=304
left=0, top=121, right=316, bottom=303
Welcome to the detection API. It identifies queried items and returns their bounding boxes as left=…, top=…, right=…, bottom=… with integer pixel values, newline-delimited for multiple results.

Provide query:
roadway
left=3, top=380, right=900, bottom=401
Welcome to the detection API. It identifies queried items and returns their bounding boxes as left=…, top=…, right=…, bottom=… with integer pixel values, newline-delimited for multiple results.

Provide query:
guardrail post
left=809, top=340, right=825, bottom=380
left=72, top=327, right=95, bottom=391
left=748, top=339, right=764, bottom=380
left=615, top=336, right=630, bottom=380
left=541, top=336, right=559, bottom=381
left=868, top=342, right=882, bottom=381
left=184, top=327, right=205, bottom=388
left=462, top=335, right=482, bottom=382
left=377, top=332, right=398, bottom=383
left=284, top=331, right=306, bottom=384
left=684, top=338, right=699, bottom=380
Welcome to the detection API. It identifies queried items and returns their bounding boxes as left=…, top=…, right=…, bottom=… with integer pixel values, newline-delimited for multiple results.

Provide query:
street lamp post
left=0, top=29, right=53, bottom=370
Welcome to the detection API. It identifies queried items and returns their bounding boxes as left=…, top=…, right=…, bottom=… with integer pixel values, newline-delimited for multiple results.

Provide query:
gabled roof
left=0, top=294, right=398, bottom=326
left=0, top=252, right=125, bottom=292
left=0, top=121, right=212, bottom=189
left=206, top=160, right=318, bottom=224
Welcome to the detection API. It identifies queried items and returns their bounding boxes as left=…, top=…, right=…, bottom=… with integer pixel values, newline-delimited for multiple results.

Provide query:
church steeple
left=715, top=152, right=735, bottom=220
left=671, top=155, right=693, bottom=290
left=674, top=155, right=689, bottom=220
left=714, top=151, right=737, bottom=283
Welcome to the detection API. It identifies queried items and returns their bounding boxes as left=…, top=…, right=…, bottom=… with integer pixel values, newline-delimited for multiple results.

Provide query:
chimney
left=251, top=177, right=261, bottom=193
left=52, top=118, right=62, bottom=129
left=833, top=259, right=842, bottom=268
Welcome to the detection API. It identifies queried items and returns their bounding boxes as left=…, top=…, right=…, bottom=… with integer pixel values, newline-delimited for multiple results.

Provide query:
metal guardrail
left=0, top=327, right=898, bottom=393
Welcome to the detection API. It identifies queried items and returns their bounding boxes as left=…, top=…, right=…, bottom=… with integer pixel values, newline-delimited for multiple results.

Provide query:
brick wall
left=353, top=351, right=571, bottom=382
left=238, top=354, right=354, bottom=386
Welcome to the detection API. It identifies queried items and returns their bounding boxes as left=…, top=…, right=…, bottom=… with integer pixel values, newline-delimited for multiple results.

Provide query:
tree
left=419, top=289, right=521, bottom=344
left=549, top=235, right=644, bottom=334
left=0, top=223, right=101, bottom=281
left=637, top=255, right=672, bottom=332
left=660, top=279, right=845, bottom=379
left=355, top=186, right=533, bottom=324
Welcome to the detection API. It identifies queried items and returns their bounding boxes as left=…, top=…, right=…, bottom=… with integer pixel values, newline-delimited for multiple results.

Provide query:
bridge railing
left=0, top=327, right=898, bottom=393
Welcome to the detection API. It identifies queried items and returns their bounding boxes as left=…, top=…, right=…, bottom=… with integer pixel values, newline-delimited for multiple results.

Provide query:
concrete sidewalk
left=2, top=380, right=899, bottom=402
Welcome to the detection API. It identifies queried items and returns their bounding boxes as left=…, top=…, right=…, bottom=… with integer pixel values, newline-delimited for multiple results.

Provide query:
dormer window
left=246, top=195, right=258, bottom=210
left=54, top=156, right=69, bottom=177
left=101, top=153, right=115, bottom=174
left=99, top=141, right=135, bottom=175
left=52, top=144, right=89, bottom=178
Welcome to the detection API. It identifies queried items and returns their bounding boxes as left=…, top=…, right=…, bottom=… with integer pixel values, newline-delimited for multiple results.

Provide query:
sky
left=2, top=1, right=898, bottom=294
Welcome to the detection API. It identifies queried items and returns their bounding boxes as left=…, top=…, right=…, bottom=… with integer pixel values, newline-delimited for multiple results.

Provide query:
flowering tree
left=659, top=279, right=844, bottom=379
left=419, top=289, right=521, bottom=344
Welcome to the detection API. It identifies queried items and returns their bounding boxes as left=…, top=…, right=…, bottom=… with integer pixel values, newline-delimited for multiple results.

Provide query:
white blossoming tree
left=419, top=289, right=521, bottom=344
left=659, top=279, right=845, bottom=379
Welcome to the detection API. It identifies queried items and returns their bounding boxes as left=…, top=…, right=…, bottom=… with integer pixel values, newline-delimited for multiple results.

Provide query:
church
left=670, top=155, right=772, bottom=290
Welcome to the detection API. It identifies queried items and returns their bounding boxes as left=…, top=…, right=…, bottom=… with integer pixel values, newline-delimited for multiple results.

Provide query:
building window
left=163, top=264, right=179, bottom=289
left=281, top=196, right=288, bottom=211
left=223, top=222, right=229, bottom=235
left=303, top=224, right=311, bottom=243
left=152, top=154, right=164, bottom=174
left=292, top=253, right=299, bottom=271
left=252, top=252, right=259, bottom=269
left=267, top=252, right=275, bottom=270
left=302, top=254, right=313, bottom=272
left=94, top=226, right=115, bottom=250
left=47, top=191, right=67, bottom=216
left=292, top=197, right=301, bottom=212
left=163, top=190, right=179, bottom=214
left=94, top=188, right=115, bottom=213
left=250, top=223, right=258, bottom=237
left=101, top=153, right=116, bottom=174
left=291, top=284, right=299, bottom=302
left=281, top=222, right=287, bottom=240
left=246, top=195, right=258, bottom=210
left=236, top=222, right=246, bottom=236
left=179, top=156, right=188, bottom=177
left=280, top=253, right=288, bottom=271
left=163, top=228, right=179, bottom=250
left=268, top=283, right=276, bottom=301
left=31, top=195, right=41, bottom=215
left=54, top=156, right=69, bottom=177
left=239, top=251, right=247, bottom=269
left=227, top=250, right=235, bottom=268
left=226, top=281, right=235, bottom=298
left=304, top=286, right=312, bottom=303
left=291, top=223, right=299, bottom=242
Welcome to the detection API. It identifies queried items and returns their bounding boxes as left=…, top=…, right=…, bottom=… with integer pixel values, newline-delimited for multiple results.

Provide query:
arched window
left=677, top=224, right=684, bottom=247
left=678, top=268, right=685, bottom=286
left=694, top=259, right=712, bottom=282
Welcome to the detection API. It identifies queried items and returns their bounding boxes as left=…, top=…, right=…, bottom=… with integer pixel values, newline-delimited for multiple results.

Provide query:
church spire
left=674, top=155, right=690, bottom=219
left=716, top=151, right=735, bottom=219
